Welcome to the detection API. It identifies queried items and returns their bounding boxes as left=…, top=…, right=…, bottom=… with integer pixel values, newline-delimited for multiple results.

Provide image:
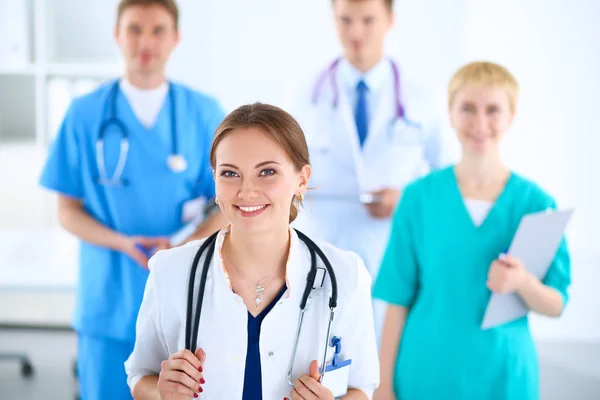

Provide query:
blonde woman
left=373, top=62, right=571, bottom=400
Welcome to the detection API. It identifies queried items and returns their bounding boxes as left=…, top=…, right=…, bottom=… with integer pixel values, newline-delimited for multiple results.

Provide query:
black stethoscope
left=96, top=80, right=187, bottom=187
left=184, top=229, right=339, bottom=385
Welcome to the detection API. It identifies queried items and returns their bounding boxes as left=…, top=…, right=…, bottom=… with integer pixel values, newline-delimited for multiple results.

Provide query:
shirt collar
left=119, top=77, right=168, bottom=96
left=338, top=56, right=391, bottom=94
left=215, top=225, right=307, bottom=301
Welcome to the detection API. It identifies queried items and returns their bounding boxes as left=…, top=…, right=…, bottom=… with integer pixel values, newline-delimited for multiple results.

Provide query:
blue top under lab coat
left=39, top=79, right=225, bottom=342
left=373, top=166, right=571, bottom=400
left=242, top=285, right=288, bottom=400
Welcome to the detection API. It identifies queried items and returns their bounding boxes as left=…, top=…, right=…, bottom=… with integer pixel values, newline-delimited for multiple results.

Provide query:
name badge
left=182, top=197, right=207, bottom=223
left=320, top=336, right=352, bottom=398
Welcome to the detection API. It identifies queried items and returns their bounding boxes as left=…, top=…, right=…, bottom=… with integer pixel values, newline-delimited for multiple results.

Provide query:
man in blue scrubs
left=38, top=1, right=227, bottom=398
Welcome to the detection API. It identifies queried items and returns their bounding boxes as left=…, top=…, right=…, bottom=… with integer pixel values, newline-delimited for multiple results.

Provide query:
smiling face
left=213, top=127, right=310, bottom=234
left=450, top=84, right=515, bottom=156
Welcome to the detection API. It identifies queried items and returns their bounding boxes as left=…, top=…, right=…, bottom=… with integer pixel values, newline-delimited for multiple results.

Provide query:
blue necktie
left=355, top=80, right=369, bottom=147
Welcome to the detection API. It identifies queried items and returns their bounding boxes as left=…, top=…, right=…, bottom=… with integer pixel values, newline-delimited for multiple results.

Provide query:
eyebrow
left=218, top=161, right=281, bottom=169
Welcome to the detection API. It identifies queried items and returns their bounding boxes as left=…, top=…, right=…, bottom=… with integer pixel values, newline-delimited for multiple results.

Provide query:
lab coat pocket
left=389, top=118, right=423, bottom=147
left=383, top=120, right=429, bottom=186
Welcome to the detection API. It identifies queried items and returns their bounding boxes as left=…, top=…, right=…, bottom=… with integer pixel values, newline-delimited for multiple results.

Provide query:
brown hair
left=332, top=0, right=394, bottom=11
left=448, top=61, right=520, bottom=112
left=209, top=103, right=310, bottom=223
left=116, top=0, right=179, bottom=29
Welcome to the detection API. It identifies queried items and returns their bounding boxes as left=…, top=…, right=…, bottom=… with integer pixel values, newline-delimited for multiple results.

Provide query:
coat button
left=268, top=351, right=274, bottom=357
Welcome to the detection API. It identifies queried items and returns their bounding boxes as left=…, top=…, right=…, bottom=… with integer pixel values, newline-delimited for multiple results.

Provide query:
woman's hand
left=287, top=360, right=334, bottom=400
left=158, top=348, right=206, bottom=399
left=373, top=386, right=397, bottom=400
left=487, top=254, right=528, bottom=294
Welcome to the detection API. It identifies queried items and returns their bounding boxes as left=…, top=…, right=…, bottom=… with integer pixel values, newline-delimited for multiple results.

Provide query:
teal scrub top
left=39, top=79, right=225, bottom=342
left=373, top=166, right=571, bottom=400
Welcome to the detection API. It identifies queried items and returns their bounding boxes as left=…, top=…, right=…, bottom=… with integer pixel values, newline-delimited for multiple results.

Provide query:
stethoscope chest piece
left=167, top=154, right=188, bottom=173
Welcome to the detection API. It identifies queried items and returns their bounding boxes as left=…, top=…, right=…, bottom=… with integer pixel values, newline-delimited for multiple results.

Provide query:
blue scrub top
left=39, top=79, right=225, bottom=342
left=243, top=285, right=287, bottom=400
left=373, top=166, right=571, bottom=400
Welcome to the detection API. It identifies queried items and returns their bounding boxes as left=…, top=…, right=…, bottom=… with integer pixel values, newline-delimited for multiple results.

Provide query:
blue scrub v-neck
left=116, top=86, right=172, bottom=142
left=242, top=284, right=287, bottom=400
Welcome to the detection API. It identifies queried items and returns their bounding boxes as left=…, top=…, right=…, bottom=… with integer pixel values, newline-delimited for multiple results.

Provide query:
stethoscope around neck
left=184, top=229, right=339, bottom=385
left=96, top=80, right=188, bottom=187
left=311, top=57, right=406, bottom=121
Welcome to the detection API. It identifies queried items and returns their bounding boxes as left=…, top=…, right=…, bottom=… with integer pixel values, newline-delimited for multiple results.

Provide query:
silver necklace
left=223, top=250, right=283, bottom=309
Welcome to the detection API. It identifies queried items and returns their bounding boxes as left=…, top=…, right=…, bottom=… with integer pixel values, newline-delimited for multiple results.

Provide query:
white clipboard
left=481, top=208, right=574, bottom=329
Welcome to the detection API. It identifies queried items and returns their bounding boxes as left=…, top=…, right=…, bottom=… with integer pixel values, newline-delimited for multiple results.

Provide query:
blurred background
left=0, top=0, right=598, bottom=398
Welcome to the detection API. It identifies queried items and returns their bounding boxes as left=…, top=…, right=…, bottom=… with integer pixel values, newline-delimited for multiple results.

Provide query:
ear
left=448, top=105, right=458, bottom=131
left=298, top=164, right=311, bottom=192
left=114, top=24, right=120, bottom=44
left=388, top=9, right=396, bottom=30
left=507, top=108, right=516, bottom=125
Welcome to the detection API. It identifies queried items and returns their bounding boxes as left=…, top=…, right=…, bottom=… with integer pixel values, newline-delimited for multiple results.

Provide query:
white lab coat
left=124, top=227, right=380, bottom=399
left=285, top=58, right=445, bottom=281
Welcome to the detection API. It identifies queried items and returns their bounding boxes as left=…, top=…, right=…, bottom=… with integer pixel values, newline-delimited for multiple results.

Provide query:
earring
left=297, top=192, right=304, bottom=201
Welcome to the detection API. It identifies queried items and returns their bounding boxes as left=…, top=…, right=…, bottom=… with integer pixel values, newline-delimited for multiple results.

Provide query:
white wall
left=1, top=0, right=597, bottom=341
left=169, top=0, right=471, bottom=112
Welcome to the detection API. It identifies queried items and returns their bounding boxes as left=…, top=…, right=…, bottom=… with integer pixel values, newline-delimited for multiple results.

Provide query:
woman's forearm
left=517, top=271, right=564, bottom=317
left=132, top=375, right=160, bottom=400
left=378, top=304, right=408, bottom=390
left=343, top=388, right=369, bottom=399
left=186, top=211, right=228, bottom=242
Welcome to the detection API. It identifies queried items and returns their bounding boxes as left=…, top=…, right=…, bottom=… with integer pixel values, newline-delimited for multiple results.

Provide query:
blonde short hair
left=448, top=61, right=520, bottom=112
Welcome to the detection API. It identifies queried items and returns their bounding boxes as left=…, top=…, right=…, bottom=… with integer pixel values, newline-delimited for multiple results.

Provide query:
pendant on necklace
left=254, top=284, right=265, bottom=309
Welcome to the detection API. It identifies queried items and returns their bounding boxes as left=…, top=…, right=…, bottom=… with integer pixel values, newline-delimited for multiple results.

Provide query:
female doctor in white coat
left=284, top=0, right=447, bottom=338
left=125, top=103, right=379, bottom=399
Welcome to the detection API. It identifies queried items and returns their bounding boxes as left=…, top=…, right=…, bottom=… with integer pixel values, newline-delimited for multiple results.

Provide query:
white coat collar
left=213, top=225, right=309, bottom=302
left=338, top=57, right=391, bottom=98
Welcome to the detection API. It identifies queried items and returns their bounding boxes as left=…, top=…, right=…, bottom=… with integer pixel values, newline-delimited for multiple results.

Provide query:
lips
left=139, top=53, right=153, bottom=63
left=235, top=204, right=269, bottom=217
left=238, top=205, right=266, bottom=212
left=468, top=134, right=492, bottom=142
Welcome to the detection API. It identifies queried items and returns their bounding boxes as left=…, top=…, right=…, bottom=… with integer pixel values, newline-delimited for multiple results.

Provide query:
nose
left=347, top=21, right=364, bottom=41
left=237, top=178, right=260, bottom=201
left=473, top=112, right=488, bottom=133
left=138, top=33, right=156, bottom=50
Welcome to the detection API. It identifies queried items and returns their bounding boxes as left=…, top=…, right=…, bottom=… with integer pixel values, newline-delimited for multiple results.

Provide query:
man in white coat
left=285, top=0, right=448, bottom=341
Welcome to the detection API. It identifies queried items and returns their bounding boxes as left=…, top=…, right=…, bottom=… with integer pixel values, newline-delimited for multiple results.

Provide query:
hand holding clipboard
left=482, top=208, right=574, bottom=329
